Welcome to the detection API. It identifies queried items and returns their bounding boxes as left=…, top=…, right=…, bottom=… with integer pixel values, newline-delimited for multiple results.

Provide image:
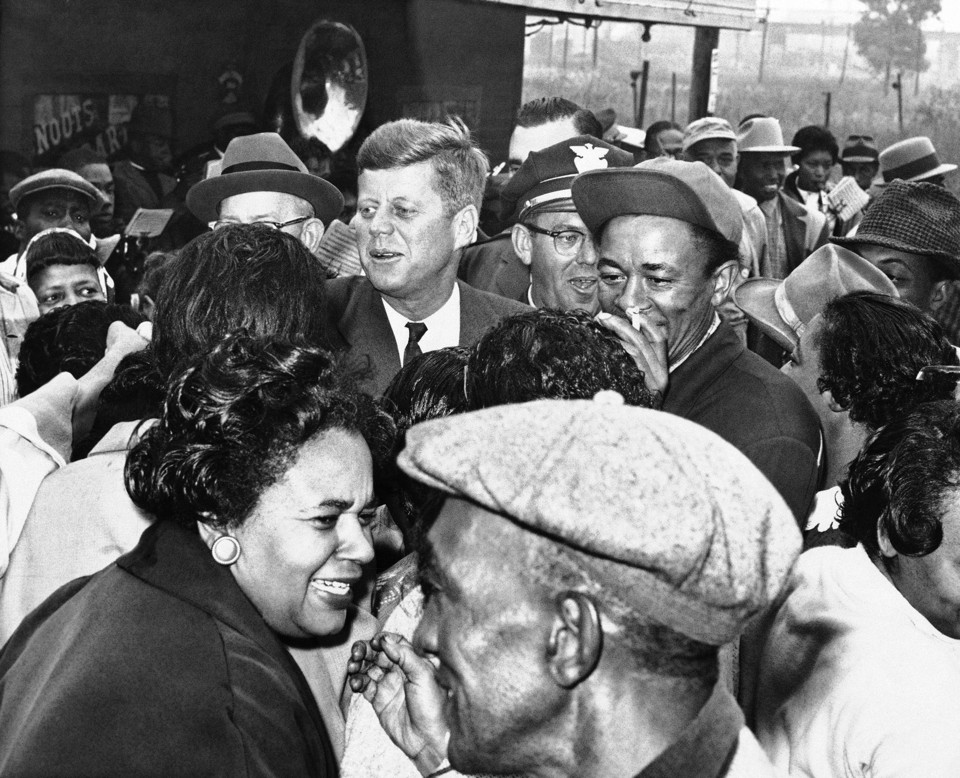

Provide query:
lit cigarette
left=625, top=306, right=642, bottom=330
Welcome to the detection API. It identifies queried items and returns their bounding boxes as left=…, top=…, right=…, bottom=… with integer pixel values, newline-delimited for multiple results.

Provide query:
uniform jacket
left=326, top=277, right=529, bottom=396
left=663, top=319, right=821, bottom=525
left=0, top=519, right=337, bottom=777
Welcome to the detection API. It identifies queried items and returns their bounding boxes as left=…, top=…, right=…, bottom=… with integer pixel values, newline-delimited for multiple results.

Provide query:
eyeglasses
left=522, top=223, right=588, bottom=256
left=213, top=215, right=310, bottom=231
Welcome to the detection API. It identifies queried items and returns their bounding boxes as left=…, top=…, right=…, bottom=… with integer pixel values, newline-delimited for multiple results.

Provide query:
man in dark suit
left=327, top=119, right=528, bottom=396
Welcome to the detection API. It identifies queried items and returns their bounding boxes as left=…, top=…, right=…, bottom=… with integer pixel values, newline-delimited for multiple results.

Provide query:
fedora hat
left=833, top=180, right=960, bottom=269
left=736, top=117, right=800, bottom=155
left=879, top=136, right=957, bottom=183
left=186, top=132, right=342, bottom=225
left=841, top=134, right=879, bottom=164
left=733, top=244, right=897, bottom=352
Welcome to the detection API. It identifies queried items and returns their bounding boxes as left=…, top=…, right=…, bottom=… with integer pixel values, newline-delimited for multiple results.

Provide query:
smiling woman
left=0, top=332, right=395, bottom=776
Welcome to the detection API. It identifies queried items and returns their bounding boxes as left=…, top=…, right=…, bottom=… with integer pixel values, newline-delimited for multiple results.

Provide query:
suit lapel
left=338, top=279, right=401, bottom=395
left=779, top=194, right=807, bottom=274
left=458, top=281, right=490, bottom=346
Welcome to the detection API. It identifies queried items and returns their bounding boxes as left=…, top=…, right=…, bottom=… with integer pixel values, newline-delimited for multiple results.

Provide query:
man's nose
left=577, top=238, right=599, bottom=266
left=616, top=276, right=650, bottom=312
left=367, top=206, right=394, bottom=235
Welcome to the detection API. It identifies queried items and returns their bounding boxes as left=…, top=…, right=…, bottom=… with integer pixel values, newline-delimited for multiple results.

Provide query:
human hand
left=595, top=311, right=669, bottom=402
left=348, top=632, right=449, bottom=775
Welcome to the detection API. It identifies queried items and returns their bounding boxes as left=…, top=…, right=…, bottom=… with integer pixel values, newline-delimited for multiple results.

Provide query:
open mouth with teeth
left=568, top=277, right=598, bottom=293
left=369, top=248, right=402, bottom=260
left=310, top=579, right=353, bottom=596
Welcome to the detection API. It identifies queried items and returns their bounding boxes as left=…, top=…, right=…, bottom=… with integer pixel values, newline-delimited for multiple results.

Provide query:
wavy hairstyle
left=816, top=292, right=958, bottom=431
left=126, top=332, right=394, bottom=531
left=466, top=309, right=657, bottom=409
left=839, top=401, right=960, bottom=558
left=356, top=118, right=489, bottom=215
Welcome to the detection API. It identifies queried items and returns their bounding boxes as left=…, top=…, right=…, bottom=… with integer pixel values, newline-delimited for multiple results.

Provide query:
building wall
left=0, top=0, right=525, bottom=163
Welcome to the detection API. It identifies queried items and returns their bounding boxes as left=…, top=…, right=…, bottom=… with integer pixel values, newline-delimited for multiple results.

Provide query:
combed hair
left=644, top=120, right=682, bottom=155
left=466, top=309, right=657, bottom=409
left=790, top=125, right=839, bottom=165
left=816, top=292, right=958, bottom=431
left=356, top=118, right=489, bottom=214
left=515, top=97, right=602, bottom=137
left=136, top=250, right=177, bottom=303
left=16, top=300, right=144, bottom=397
left=839, top=401, right=960, bottom=558
left=24, top=231, right=99, bottom=281
left=126, top=332, right=395, bottom=531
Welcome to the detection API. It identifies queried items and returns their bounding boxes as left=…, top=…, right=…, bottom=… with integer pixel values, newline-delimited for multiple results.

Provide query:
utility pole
left=823, top=91, right=831, bottom=128
left=839, top=24, right=851, bottom=86
left=689, top=26, right=719, bottom=120
left=562, top=21, right=569, bottom=72
left=671, top=72, right=677, bottom=124
left=758, top=4, right=770, bottom=84
left=637, top=59, right=650, bottom=128
left=892, top=71, right=904, bottom=134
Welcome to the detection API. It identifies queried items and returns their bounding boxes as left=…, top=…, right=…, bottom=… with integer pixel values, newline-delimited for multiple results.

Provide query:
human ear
left=13, top=219, right=25, bottom=244
left=877, top=520, right=897, bottom=559
left=452, top=204, right=479, bottom=251
left=928, top=279, right=954, bottom=314
left=822, top=388, right=847, bottom=414
left=195, top=513, right=223, bottom=550
left=299, top=217, right=326, bottom=254
left=710, top=261, right=739, bottom=306
left=512, top=223, right=533, bottom=268
left=546, top=591, right=603, bottom=688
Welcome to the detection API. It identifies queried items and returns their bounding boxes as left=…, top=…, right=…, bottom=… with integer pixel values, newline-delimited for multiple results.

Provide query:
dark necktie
left=403, top=322, right=428, bottom=366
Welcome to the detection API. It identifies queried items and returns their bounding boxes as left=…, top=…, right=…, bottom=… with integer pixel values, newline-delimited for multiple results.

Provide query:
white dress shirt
left=381, top=283, right=461, bottom=365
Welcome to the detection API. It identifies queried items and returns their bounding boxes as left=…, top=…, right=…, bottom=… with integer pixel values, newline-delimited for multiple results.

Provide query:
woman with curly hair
left=0, top=332, right=394, bottom=776
left=757, top=401, right=960, bottom=776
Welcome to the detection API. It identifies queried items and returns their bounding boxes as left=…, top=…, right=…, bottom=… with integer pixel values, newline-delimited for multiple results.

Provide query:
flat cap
left=9, top=169, right=105, bottom=212
left=571, top=157, right=743, bottom=245
left=501, top=135, right=634, bottom=221
left=398, top=397, right=800, bottom=646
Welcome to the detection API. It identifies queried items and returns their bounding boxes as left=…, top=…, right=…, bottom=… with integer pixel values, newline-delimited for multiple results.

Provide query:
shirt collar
left=381, top=284, right=461, bottom=362
left=669, top=313, right=721, bottom=373
left=634, top=682, right=744, bottom=778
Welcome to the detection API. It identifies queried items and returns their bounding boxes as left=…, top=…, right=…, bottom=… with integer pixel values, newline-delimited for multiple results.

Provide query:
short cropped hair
left=126, top=333, right=394, bottom=531
left=467, top=309, right=657, bottom=409
left=356, top=118, right=489, bottom=215
left=16, top=300, right=144, bottom=396
left=515, top=97, right=602, bottom=138
left=791, top=125, right=839, bottom=166
left=58, top=147, right=108, bottom=171
left=839, top=401, right=960, bottom=559
left=24, top=231, right=99, bottom=282
left=379, top=347, right=472, bottom=543
left=816, top=292, right=958, bottom=431
left=136, top=251, right=177, bottom=304
left=525, top=531, right=718, bottom=684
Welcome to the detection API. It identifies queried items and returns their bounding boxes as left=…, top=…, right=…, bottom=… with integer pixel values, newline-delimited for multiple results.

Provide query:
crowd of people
left=0, top=92, right=958, bottom=776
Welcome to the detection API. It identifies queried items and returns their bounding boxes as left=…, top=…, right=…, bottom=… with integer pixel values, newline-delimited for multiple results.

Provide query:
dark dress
left=0, top=520, right=337, bottom=777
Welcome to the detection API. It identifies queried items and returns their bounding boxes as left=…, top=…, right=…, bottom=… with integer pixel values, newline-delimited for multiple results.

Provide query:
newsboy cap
left=572, top=157, right=743, bottom=245
left=501, top=135, right=634, bottom=221
left=9, top=169, right=105, bottom=212
left=398, top=397, right=800, bottom=646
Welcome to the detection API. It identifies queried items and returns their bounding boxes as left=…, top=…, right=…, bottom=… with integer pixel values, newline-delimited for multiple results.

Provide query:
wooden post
left=689, top=26, right=719, bottom=122
left=637, top=59, right=650, bottom=128
left=758, top=7, right=770, bottom=84
left=671, top=71, right=677, bottom=124
left=823, top=91, right=831, bottom=128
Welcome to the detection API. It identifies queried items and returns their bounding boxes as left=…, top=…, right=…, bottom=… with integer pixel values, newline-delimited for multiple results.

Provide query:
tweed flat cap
left=833, top=180, right=960, bottom=269
left=398, top=398, right=801, bottom=646
left=9, top=169, right=105, bottom=212
left=501, top=135, right=634, bottom=221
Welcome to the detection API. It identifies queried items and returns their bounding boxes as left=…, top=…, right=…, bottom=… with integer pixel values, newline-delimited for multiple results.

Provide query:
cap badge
left=571, top=143, right=610, bottom=173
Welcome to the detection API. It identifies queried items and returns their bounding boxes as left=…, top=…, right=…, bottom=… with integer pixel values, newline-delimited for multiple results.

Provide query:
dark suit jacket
left=326, top=277, right=530, bottom=396
left=458, top=230, right=530, bottom=303
left=663, top=319, right=822, bottom=525
left=0, top=520, right=336, bottom=777
left=780, top=192, right=830, bottom=275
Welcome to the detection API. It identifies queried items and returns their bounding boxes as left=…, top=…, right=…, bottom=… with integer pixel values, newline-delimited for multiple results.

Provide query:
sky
left=763, top=0, right=960, bottom=31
